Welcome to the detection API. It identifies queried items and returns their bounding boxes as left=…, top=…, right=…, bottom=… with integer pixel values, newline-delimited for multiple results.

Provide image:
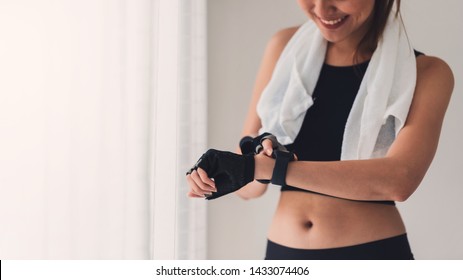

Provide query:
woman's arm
left=235, top=27, right=300, bottom=200
left=255, top=55, right=454, bottom=202
left=187, top=27, right=300, bottom=199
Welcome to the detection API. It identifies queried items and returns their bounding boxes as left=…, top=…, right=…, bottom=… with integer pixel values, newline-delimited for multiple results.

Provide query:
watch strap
left=271, top=150, right=293, bottom=186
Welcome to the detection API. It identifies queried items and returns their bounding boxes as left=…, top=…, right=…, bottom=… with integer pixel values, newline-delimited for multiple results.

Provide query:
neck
left=325, top=42, right=373, bottom=66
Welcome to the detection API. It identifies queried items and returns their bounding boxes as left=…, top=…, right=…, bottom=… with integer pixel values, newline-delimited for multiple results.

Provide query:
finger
left=294, top=153, right=298, bottom=161
left=186, top=174, right=201, bottom=196
left=197, top=168, right=216, bottom=190
left=261, top=139, right=274, bottom=157
left=191, top=169, right=215, bottom=192
left=190, top=170, right=215, bottom=194
left=187, top=174, right=211, bottom=197
left=187, top=191, right=204, bottom=198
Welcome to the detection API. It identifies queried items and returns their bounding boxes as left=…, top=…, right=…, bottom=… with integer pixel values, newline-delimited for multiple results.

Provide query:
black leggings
left=265, top=234, right=414, bottom=260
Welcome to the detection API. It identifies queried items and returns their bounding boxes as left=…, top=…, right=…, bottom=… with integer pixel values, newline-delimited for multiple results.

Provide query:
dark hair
left=354, top=0, right=401, bottom=64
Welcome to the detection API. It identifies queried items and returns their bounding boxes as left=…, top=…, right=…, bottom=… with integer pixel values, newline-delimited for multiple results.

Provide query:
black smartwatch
left=271, top=150, right=294, bottom=186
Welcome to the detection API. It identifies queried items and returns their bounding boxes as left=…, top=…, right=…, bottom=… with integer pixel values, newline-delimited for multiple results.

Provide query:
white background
left=207, top=0, right=463, bottom=259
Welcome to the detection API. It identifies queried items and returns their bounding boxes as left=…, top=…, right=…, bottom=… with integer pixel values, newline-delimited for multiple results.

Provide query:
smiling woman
left=205, top=0, right=462, bottom=260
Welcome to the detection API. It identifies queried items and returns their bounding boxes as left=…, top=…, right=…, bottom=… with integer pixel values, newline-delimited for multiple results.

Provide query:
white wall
left=207, top=0, right=463, bottom=259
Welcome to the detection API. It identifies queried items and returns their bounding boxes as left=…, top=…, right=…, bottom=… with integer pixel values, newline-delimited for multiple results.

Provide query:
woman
left=186, top=0, right=454, bottom=259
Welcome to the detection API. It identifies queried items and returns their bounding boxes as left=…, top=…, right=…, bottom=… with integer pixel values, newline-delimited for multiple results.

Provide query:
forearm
left=235, top=180, right=268, bottom=200
left=255, top=154, right=417, bottom=202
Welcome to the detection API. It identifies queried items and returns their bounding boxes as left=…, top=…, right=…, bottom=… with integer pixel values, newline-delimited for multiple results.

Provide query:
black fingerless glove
left=186, top=133, right=293, bottom=200
left=187, top=149, right=254, bottom=200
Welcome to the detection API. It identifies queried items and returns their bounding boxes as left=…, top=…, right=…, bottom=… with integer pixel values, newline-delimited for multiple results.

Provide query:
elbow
left=235, top=191, right=254, bottom=201
left=235, top=191, right=263, bottom=201
left=391, top=188, right=413, bottom=203
left=235, top=182, right=268, bottom=200
left=389, top=166, right=423, bottom=202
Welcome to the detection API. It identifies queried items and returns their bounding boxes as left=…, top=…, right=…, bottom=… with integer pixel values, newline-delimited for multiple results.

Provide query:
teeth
left=320, top=16, right=346, bottom=25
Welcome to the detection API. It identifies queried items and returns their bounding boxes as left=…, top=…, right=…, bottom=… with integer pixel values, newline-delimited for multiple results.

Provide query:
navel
left=303, top=220, right=314, bottom=230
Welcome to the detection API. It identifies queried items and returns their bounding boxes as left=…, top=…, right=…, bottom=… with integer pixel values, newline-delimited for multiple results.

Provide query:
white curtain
left=0, top=0, right=206, bottom=259
left=151, top=0, right=207, bottom=259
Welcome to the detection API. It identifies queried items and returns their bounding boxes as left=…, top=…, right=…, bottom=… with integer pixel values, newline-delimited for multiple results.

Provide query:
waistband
left=265, top=234, right=414, bottom=260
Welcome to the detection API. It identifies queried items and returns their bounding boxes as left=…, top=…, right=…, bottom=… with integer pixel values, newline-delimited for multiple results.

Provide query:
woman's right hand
left=260, top=138, right=298, bottom=160
left=259, top=138, right=275, bottom=157
left=185, top=149, right=256, bottom=199
left=185, top=134, right=275, bottom=199
left=186, top=167, right=217, bottom=198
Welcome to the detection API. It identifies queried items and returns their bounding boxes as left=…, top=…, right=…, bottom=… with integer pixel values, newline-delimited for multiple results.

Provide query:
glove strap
left=243, top=154, right=255, bottom=184
left=271, top=150, right=293, bottom=186
left=239, top=136, right=254, bottom=155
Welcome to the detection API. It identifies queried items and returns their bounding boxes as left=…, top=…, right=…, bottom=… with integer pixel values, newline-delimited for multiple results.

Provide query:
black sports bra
left=281, top=50, right=424, bottom=206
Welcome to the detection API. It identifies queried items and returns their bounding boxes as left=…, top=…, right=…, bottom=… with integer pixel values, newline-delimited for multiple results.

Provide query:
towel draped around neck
left=256, top=13, right=417, bottom=160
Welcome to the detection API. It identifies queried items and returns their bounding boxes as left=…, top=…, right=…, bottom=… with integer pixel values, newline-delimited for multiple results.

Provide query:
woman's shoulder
left=416, top=55, right=454, bottom=98
left=265, top=26, right=301, bottom=54
left=271, top=26, right=300, bottom=43
left=416, top=55, right=453, bottom=75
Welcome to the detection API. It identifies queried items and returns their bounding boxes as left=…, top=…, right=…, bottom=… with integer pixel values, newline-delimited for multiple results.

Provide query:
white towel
left=256, top=14, right=416, bottom=160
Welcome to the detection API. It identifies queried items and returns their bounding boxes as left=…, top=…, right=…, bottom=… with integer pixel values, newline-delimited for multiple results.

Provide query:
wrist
left=254, top=153, right=275, bottom=181
left=270, top=150, right=294, bottom=186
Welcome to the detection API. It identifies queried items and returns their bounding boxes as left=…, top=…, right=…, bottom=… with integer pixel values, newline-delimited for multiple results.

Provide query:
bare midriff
left=267, top=190, right=406, bottom=249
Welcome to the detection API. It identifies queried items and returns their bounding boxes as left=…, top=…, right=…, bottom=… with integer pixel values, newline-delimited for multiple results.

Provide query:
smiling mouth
left=317, top=15, right=348, bottom=29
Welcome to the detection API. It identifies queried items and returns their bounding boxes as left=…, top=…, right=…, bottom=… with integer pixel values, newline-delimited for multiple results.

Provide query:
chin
left=319, top=32, right=345, bottom=43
